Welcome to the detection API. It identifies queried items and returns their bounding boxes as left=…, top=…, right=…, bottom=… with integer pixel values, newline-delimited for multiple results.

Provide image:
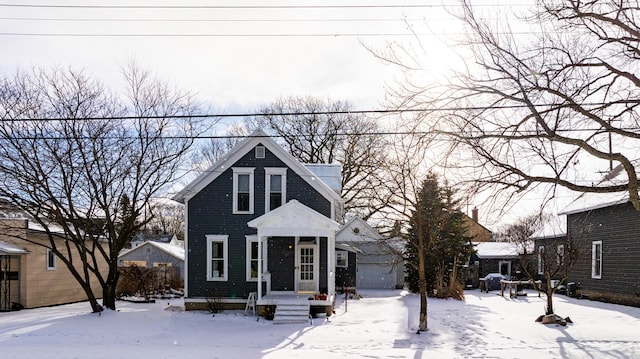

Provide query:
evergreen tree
left=405, top=174, right=474, bottom=300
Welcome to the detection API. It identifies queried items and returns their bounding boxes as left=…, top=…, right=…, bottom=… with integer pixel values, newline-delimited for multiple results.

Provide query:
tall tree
left=381, top=0, right=640, bottom=215
left=246, top=96, right=391, bottom=220
left=406, top=172, right=447, bottom=332
left=0, top=66, right=206, bottom=311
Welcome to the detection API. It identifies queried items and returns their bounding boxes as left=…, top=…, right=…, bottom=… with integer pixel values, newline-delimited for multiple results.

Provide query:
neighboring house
left=559, top=176, right=640, bottom=307
left=530, top=216, right=568, bottom=286
left=336, top=216, right=404, bottom=290
left=172, top=129, right=344, bottom=315
left=130, top=233, right=183, bottom=249
left=471, top=241, right=525, bottom=282
left=118, top=240, right=185, bottom=288
left=463, top=207, right=493, bottom=242
left=0, top=219, right=107, bottom=311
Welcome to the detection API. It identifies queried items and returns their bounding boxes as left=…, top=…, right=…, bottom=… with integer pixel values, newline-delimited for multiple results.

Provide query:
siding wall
left=568, top=203, right=640, bottom=299
left=187, top=144, right=332, bottom=299
left=0, top=220, right=108, bottom=309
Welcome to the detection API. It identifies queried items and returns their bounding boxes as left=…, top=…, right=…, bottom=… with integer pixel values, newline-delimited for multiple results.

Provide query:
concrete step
left=273, top=302, right=310, bottom=324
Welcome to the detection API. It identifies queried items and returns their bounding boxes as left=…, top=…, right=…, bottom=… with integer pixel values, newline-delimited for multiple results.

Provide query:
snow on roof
left=147, top=241, right=185, bottom=261
left=0, top=240, right=29, bottom=255
left=530, top=216, right=567, bottom=240
left=560, top=160, right=640, bottom=215
left=122, top=241, right=184, bottom=261
left=474, top=241, right=521, bottom=258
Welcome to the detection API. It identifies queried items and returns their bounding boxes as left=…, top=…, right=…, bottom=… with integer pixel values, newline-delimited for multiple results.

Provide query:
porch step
left=272, top=302, right=310, bottom=324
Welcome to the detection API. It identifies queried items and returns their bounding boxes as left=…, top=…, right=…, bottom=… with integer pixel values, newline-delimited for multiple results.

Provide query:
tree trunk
left=417, top=229, right=428, bottom=332
left=102, top=264, right=120, bottom=310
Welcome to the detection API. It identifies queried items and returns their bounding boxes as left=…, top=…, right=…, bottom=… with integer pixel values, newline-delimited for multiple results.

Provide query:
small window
left=265, top=168, right=287, bottom=212
left=246, top=235, right=264, bottom=281
left=592, top=241, right=602, bottom=279
left=255, top=146, right=265, bottom=159
left=46, top=248, right=56, bottom=270
left=557, top=244, right=565, bottom=266
left=537, top=246, right=544, bottom=275
left=233, top=168, right=255, bottom=214
left=336, top=250, right=348, bottom=268
left=207, top=235, right=228, bottom=281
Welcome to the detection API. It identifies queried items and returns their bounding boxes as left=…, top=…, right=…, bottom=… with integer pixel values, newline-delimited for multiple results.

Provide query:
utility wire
left=2, top=101, right=639, bottom=122
left=0, top=3, right=532, bottom=10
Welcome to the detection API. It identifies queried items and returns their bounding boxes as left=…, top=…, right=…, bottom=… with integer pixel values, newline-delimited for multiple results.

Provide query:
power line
left=0, top=3, right=531, bottom=10
left=3, top=101, right=639, bottom=122
left=0, top=32, right=427, bottom=37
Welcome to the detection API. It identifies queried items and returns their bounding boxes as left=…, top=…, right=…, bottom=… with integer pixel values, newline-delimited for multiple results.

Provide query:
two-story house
left=173, top=130, right=343, bottom=319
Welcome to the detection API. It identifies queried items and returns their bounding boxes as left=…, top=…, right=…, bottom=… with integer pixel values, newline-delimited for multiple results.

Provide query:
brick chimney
left=472, top=206, right=479, bottom=223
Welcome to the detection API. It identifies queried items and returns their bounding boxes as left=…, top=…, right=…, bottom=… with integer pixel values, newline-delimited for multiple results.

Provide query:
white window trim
left=265, top=167, right=287, bottom=213
left=592, top=240, right=602, bottom=279
left=46, top=248, right=56, bottom=271
left=206, top=235, right=228, bottom=281
left=537, top=246, right=544, bottom=275
left=246, top=235, right=265, bottom=281
left=336, top=250, right=348, bottom=268
left=232, top=167, right=255, bottom=214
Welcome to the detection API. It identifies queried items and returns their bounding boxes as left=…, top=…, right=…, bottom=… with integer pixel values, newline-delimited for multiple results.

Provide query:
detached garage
left=336, top=217, right=404, bottom=290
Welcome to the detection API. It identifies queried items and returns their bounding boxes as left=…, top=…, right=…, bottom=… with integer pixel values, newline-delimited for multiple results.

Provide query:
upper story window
left=233, top=167, right=255, bottom=214
left=592, top=240, right=602, bottom=279
left=265, top=168, right=287, bottom=212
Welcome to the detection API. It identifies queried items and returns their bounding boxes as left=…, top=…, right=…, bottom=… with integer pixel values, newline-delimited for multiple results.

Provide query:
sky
left=2, top=289, right=640, bottom=358
left=0, top=1, right=563, bottom=229
left=0, top=1, right=467, bottom=115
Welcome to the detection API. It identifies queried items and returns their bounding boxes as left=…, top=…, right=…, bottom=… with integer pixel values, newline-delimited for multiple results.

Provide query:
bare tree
left=144, top=201, right=185, bottom=240
left=381, top=0, right=640, bottom=216
left=0, top=65, right=206, bottom=312
left=507, top=213, right=585, bottom=319
left=246, top=96, right=391, bottom=220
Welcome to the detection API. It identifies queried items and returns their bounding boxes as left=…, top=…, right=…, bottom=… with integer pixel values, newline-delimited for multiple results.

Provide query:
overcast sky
left=0, top=1, right=470, bottom=115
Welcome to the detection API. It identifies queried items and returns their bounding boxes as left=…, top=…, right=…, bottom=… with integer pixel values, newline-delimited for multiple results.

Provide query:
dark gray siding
left=568, top=202, right=640, bottom=297
left=186, top=144, right=332, bottom=299
left=269, top=237, right=295, bottom=291
left=335, top=251, right=357, bottom=289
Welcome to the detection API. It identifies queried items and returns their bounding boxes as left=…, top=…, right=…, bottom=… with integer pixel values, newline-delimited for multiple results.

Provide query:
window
left=265, top=168, right=287, bottom=212
left=233, top=168, right=254, bottom=214
left=246, top=235, right=264, bottom=281
left=537, top=246, right=544, bottom=275
left=592, top=240, right=602, bottom=279
left=206, top=235, right=228, bottom=281
left=255, top=145, right=265, bottom=159
left=336, top=250, right=348, bottom=268
left=557, top=244, right=565, bottom=266
left=46, top=248, right=56, bottom=270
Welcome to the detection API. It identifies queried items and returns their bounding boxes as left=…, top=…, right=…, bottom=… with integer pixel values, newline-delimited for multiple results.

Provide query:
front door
left=297, top=244, right=318, bottom=293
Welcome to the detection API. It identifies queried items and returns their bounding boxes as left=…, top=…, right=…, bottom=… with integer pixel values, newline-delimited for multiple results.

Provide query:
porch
left=256, top=292, right=334, bottom=323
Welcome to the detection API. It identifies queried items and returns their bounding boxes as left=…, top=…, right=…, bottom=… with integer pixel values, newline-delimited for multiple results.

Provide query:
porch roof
left=0, top=240, right=29, bottom=255
left=247, top=200, right=340, bottom=237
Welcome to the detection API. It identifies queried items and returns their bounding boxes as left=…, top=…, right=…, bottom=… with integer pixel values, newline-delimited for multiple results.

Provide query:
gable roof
left=247, top=200, right=340, bottom=237
left=336, top=216, right=383, bottom=242
left=172, top=129, right=342, bottom=205
left=119, top=240, right=185, bottom=261
left=473, top=241, right=522, bottom=259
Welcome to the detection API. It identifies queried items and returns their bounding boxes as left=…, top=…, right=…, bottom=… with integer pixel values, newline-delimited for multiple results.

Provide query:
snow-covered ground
left=2, top=289, right=639, bottom=358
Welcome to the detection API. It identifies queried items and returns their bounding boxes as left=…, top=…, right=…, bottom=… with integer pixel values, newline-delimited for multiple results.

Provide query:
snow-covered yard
left=2, top=289, right=639, bottom=358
